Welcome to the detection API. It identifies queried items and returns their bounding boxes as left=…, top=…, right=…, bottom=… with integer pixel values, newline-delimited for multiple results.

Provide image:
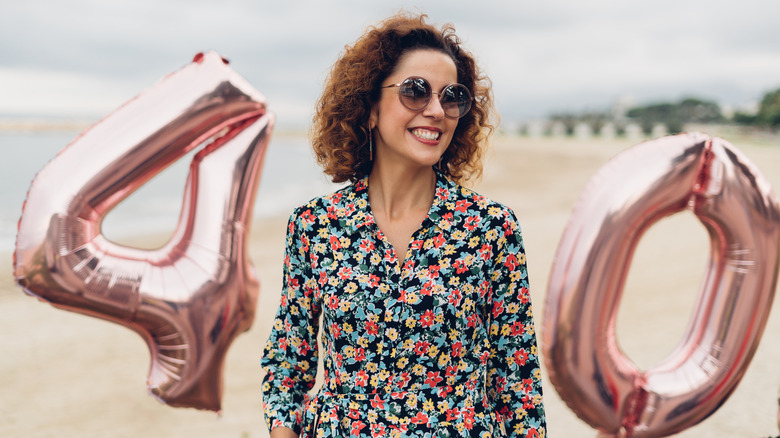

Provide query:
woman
left=262, top=12, right=546, bottom=438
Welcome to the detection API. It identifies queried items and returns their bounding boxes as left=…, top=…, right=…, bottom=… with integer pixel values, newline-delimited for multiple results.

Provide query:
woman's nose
left=422, top=94, right=445, bottom=120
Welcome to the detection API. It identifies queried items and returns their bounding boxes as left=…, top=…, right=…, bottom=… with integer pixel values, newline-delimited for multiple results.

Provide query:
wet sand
left=2, top=134, right=779, bottom=437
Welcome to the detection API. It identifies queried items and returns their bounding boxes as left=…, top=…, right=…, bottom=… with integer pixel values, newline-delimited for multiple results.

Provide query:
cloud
left=2, top=0, right=780, bottom=126
left=0, top=67, right=137, bottom=115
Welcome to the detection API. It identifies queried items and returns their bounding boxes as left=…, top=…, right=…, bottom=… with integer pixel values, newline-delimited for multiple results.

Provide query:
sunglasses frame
left=381, top=76, right=473, bottom=119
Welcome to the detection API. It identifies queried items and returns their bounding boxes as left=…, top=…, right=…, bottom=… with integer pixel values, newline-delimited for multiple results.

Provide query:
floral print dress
left=262, top=171, right=546, bottom=438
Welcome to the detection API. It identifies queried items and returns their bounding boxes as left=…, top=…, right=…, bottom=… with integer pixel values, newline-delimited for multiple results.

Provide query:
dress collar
left=343, top=169, right=462, bottom=235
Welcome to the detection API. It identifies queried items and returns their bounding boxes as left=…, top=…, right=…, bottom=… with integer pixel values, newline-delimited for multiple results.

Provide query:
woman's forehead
left=388, top=49, right=458, bottom=84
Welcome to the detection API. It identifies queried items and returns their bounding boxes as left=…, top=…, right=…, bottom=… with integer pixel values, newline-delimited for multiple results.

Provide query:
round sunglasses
left=381, top=76, right=472, bottom=119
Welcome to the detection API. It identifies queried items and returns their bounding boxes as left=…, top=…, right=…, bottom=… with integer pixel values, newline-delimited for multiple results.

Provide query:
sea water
left=0, top=129, right=340, bottom=255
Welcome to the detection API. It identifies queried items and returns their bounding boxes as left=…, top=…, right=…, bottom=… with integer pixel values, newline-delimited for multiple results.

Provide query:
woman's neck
left=367, top=165, right=436, bottom=221
left=366, top=164, right=436, bottom=263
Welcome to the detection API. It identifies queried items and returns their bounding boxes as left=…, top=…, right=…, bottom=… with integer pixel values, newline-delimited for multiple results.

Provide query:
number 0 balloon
left=13, top=52, right=273, bottom=411
left=544, top=133, right=780, bottom=436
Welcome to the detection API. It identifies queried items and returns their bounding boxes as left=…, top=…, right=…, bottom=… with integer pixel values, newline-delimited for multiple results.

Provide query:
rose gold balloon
left=13, top=51, right=273, bottom=412
left=544, top=133, right=780, bottom=436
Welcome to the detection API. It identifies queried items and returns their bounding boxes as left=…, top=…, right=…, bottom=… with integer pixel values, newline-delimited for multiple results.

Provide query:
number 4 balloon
left=14, top=52, right=272, bottom=412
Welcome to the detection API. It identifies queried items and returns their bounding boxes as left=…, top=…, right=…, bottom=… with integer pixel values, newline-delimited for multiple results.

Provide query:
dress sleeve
left=486, top=209, right=546, bottom=438
left=261, top=208, right=321, bottom=434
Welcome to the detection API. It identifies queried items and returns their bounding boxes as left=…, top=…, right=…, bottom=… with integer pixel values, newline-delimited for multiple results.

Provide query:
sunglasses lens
left=440, top=84, right=472, bottom=119
left=398, top=77, right=431, bottom=110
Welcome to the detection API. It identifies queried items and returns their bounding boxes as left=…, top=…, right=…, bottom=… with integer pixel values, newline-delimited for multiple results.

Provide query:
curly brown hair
left=311, top=11, right=496, bottom=184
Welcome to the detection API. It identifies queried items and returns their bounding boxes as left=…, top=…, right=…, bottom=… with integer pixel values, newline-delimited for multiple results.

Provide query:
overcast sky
left=2, top=0, right=780, bottom=130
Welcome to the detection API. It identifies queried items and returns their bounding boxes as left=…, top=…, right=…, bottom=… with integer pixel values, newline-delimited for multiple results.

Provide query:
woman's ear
left=369, top=106, right=378, bottom=130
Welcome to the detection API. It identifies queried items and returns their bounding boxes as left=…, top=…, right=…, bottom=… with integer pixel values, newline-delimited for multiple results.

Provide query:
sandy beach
left=2, top=134, right=779, bottom=437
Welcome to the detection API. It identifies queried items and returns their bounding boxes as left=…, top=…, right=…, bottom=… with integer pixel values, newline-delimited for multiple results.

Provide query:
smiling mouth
left=411, top=128, right=441, bottom=141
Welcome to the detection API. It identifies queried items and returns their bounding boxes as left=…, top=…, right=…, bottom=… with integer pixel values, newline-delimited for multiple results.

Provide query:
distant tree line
left=544, top=86, right=780, bottom=136
left=547, top=111, right=611, bottom=136
left=733, top=88, right=780, bottom=128
left=626, top=98, right=723, bottom=134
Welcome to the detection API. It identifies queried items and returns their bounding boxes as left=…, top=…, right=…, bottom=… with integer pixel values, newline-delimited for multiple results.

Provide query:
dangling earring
left=438, top=156, right=443, bottom=171
left=368, top=126, right=373, bottom=161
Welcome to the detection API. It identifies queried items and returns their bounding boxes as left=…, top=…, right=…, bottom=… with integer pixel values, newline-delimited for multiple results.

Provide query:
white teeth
left=411, top=129, right=440, bottom=141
